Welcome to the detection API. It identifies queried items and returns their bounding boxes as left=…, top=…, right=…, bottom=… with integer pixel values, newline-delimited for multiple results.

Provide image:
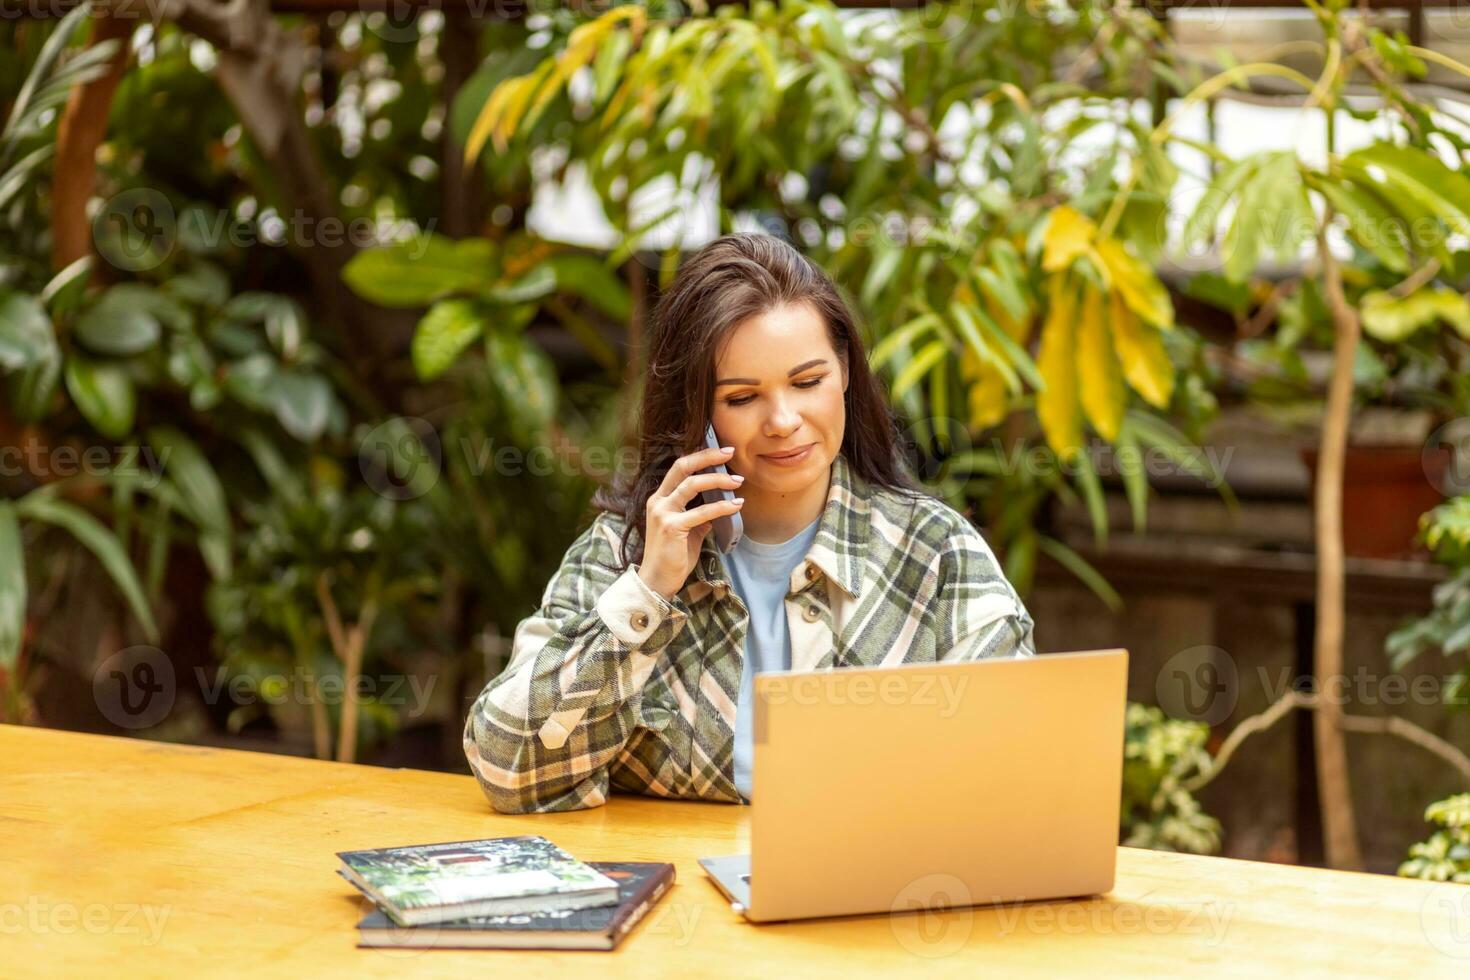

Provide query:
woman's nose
left=764, top=394, right=801, bottom=436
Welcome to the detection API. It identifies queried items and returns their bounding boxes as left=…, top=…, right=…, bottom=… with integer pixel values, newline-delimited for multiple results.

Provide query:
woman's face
left=709, top=301, right=848, bottom=496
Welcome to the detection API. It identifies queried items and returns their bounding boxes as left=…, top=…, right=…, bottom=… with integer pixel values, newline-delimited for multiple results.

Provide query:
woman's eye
left=726, top=377, right=823, bottom=407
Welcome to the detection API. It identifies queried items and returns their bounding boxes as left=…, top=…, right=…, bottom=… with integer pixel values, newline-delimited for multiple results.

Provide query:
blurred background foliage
left=3, top=0, right=1470, bottom=862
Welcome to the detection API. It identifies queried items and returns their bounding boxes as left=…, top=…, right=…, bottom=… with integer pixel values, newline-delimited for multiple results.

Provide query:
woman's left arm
left=933, top=523, right=1037, bottom=661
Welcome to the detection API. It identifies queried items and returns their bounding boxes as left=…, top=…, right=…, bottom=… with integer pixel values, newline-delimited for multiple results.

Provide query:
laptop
left=700, top=648, right=1129, bottom=922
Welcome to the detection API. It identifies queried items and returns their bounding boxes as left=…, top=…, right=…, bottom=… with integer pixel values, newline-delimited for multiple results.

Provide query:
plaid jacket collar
left=681, top=451, right=871, bottom=603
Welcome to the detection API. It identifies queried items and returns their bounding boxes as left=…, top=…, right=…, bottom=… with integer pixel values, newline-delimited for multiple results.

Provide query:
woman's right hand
left=636, top=445, right=746, bottom=600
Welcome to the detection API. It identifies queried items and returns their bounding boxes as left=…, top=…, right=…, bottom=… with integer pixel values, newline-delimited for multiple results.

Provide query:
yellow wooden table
left=3, top=724, right=1467, bottom=977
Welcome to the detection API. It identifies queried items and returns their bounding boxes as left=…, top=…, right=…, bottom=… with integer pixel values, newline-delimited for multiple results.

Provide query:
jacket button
left=630, top=611, right=650, bottom=631
left=805, top=564, right=819, bottom=581
left=802, top=603, right=821, bottom=622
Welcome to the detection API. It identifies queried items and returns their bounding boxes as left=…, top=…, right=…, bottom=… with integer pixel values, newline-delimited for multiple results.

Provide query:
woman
left=464, top=232, right=1035, bottom=814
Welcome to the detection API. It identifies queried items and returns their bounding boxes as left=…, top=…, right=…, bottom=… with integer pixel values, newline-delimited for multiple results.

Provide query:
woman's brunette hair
left=591, top=232, right=923, bottom=569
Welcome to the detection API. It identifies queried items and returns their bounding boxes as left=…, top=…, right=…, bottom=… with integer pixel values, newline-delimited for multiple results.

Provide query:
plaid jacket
left=463, top=452, right=1036, bottom=813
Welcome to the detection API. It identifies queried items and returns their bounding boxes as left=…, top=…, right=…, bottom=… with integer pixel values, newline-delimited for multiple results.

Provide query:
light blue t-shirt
left=725, top=514, right=823, bottom=802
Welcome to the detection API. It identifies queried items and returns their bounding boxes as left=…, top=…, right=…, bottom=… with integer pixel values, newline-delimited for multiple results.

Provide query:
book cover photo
left=355, top=861, right=676, bottom=950
left=337, top=835, right=620, bottom=927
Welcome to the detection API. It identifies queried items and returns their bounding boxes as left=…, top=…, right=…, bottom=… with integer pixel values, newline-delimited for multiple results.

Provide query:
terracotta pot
left=1300, top=445, right=1448, bottom=560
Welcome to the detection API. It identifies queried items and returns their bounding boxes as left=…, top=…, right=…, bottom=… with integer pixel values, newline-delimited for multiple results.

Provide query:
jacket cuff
left=596, top=564, right=682, bottom=646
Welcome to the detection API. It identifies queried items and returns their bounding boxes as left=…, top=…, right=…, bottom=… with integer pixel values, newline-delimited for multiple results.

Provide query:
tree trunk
left=50, top=10, right=133, bottom=276
left=1313, top=233, right=1364, bottom=871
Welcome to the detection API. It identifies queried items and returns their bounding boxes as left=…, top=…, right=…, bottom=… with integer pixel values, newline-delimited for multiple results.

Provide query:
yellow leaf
left=1037, top=277, right=1083, bottom=459
left=968, top=366, right=1011, bottom=430
left=984, top=292, right=1032, bottom=344
left=1109, top=291, right=1175, bottom=409
left=960, top=347, right=1010, bottom=429
left=465, top=71, right=524, bottom=163
left=1042, top=207, right=1097, bottom=273
left=1095, top=238, right=1174, bottom=330
left=1076, top=287, right=1126, bottom=442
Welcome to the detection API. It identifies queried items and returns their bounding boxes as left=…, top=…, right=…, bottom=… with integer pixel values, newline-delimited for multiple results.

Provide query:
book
left=354, top=861, right=675, bottom=950
left=336, top=835, right=621, bottom=927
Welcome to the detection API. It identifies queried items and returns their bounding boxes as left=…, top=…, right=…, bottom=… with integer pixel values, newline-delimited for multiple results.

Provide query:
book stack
left=336, top=835, right=674, bottom=950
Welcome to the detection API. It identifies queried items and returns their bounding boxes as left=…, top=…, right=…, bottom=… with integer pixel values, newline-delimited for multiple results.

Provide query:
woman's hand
left=637, top=445, right=745, bottom=600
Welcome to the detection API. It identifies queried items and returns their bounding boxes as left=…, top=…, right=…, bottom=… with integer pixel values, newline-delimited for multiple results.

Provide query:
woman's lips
left=761, top=444, right=814, bottom=466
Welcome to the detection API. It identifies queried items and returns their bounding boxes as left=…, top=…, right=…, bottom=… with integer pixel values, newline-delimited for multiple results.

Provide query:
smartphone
left=696, top=422, right=744, bottom=553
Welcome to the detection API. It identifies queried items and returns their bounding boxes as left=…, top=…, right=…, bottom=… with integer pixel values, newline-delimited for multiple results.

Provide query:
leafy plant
left=1387, top=496, right=1470, bottom=711
left=205, top=449, right=439, bottom=762
left=1121, top=703, right=1223, bottom=855
left=1174, top=0, right=1470, bottom=870
left=456, top=0, right=1230, bottom=608
left=1399, top=794, right=1470, bottom=883
left=0, top=8, right=161, bottom=721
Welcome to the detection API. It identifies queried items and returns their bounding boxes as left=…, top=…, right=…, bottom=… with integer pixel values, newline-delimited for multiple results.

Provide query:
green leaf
left=147, top=426, right=230, bottom=544
left=1343, top=142, right=1470, bottom=242
left=1038, top=535, right=1122, bottom=611
left=1361, top=287, right=1470, bottom=343
left=592, top=27, right=633, bottom=103
left=267, top=372, right=334, bottom=442
left=1117, top=423, right=1149, bottom=532
left=484, top=331, right=558, bottom=443
left=0, top=503, right=24, bottom=671
left=1224, top=152, right=1300, bottom=281
left=14, top=496, right=158, bottom=642
left=74, top=287, right=163, bottom=356
left=342, top=235, right=495, bottom=307
left=545, top=253, right=631, bottom=321
left=950, top=301, right=1018, bottom=394
left=487, top=264, right=556, bottom=306
left=1184, top=154, right=1264, bottom=250
left=39, top=256, right=93, bottom=319
left=0, top=290, right=56, bottom=372
left=870, top=312, right=941, bottom=371
left=412, top=299, right=485, bottom=380
left=976, top=265, right=1027, bottom=324
left=891, top=338, right=948, bottom=401
left=222, top=292, right=305, bottom=358
left=162, top=262, right=230, bottom=309
left=1308, top=175, right=1410, bottom=274
left=862, top=246, right=903, bottom=311
left=64, top=358, right=135, bottom=438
